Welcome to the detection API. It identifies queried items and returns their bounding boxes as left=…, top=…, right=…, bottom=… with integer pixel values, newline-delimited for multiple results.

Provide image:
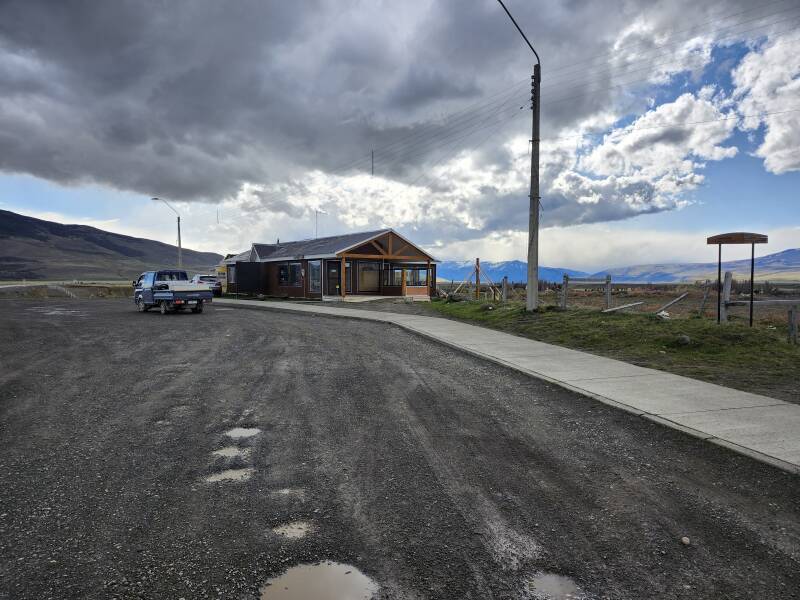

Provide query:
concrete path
left=215, top=298, right=800, bottom=474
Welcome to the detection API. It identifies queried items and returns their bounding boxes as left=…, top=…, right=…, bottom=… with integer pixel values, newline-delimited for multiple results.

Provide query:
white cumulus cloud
left=733, top=36, right=800, bottom=174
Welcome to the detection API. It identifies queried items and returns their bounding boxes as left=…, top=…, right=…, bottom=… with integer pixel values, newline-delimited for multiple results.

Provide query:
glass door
left=308, top=260, right=321, bottom=295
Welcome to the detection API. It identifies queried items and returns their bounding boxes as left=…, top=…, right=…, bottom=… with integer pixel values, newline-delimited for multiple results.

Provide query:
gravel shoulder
left=1, top=299, right=798, bottom=599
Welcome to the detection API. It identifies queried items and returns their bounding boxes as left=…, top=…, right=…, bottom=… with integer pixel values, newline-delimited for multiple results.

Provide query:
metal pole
left=176, top=215, right=182, bottom=268
left=475, top=258, right=481, bottom=300
left=750, top=242, right=755, bottom=327
left=495, top=0, right=540, bottom=312
left=528, top=64, right=540, bottom=311
left=717, top=243, right=722, bottom=324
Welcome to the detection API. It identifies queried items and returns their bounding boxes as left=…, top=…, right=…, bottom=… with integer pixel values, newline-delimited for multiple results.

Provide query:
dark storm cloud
left=0, top=0, right=758, bottom=235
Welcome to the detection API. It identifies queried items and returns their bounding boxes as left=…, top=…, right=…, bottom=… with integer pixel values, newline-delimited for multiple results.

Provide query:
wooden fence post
left=720, top=271, right=732, bottom=323
left=605, top=274, right=612, bottom=309
left=789, top=307, right=798, bottom=345
left=502, top=276, right=508, bottom=303
left=561, top=274, right=569, bottom=309
left=698, top=279, right=711, bottom=316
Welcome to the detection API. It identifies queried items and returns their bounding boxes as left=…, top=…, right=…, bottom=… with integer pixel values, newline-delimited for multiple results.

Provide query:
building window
left=407, top=267, right=428, bottom=286
left=381, top=265, right=428, bottom=287
left=308, top=260, right=321, bottom=293
left=358, top=261, right=380, bottom=292
left=278, top=262, right=302, bottom=287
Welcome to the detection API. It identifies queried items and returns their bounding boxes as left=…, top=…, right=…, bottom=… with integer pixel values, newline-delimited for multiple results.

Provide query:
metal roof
left=251, top=229, right=392, bottom=262
left=221, top=250, right=252, bottom=265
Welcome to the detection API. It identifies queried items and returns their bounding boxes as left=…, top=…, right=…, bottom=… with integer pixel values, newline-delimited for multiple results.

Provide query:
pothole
left=271, top=488, right=306, bottom=501
left=212, top=446, right=251, bottom=459
left=225, top=427, right=261, bottom=439
left=527, top=572, right=582, bottom=599
left=204, top=468, right=255, bottom=483
left=259, top=562, right=378, bottom=599
left=271, top=521, right=315, bottom=539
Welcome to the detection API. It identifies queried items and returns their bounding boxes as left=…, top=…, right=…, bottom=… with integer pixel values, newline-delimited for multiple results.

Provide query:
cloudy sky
left=0, top=0, right=798, bottom=270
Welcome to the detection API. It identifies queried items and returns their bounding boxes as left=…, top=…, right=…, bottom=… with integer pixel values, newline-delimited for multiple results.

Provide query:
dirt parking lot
left=0, top=299, right=798, bottom=599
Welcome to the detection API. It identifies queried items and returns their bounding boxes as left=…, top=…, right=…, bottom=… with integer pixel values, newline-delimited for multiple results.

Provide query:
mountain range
left=0, top=209, right=221, bottom=280
left=437, top=249, right=800, bottom=284
left=436, top=260, right=589, bottom=284
left=1, top=209, right=797, bottom=283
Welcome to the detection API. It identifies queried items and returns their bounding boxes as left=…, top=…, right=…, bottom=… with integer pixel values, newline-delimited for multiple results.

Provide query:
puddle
left=225, top=427, right=261, bottom=439
left=272, top=488, right=306, bottom=499
left=204, top=468, right=255, bottom=483
left=26, top=306, right=83, bottom=316
left=259, top=562, right=378, bottom=599
left=212, top=446, right=251, bottom=459
left=271, top=521, right=315, bottom=539
left=528, top=572, right=581, bottom=599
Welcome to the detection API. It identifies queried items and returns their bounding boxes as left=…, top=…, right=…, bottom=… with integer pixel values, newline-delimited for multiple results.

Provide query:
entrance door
left=326, top=262, right=352, bottom=295
left=326, top=261, right=340, bottom=296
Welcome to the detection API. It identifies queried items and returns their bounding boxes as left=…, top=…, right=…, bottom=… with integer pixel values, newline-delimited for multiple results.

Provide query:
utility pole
left=152, top=197, right=182, bottom=268
left=497, top=0, right=541, bottom=311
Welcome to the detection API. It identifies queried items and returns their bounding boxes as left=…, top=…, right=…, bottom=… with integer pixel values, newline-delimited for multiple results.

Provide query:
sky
left=0, top=0, right=798, bottom=271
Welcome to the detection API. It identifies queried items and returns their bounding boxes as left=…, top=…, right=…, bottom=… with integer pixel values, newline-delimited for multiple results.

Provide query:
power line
left=541, top=27, right=800, bottom=110
left=547, top=0, right=797, bottom=78
left=544, top=13, right=800, bottom=92
left=542, top=107, right=800, bottom=143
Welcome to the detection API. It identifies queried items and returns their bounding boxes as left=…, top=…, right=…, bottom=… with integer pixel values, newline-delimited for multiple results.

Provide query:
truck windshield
left=157, top=271, right=188, bottom=281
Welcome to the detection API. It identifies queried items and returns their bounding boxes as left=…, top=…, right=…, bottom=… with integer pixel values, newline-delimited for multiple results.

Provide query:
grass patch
left=428, top=299, right=799, bottom=402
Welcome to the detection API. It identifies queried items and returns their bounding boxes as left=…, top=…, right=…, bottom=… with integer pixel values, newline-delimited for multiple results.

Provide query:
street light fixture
left=152, top=197, right=182, bottom=268
left=496, top=0, right=541, bottom=311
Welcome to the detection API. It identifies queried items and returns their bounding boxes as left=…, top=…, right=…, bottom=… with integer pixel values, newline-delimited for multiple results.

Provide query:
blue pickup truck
left=133, top=270, right=214, bottom=314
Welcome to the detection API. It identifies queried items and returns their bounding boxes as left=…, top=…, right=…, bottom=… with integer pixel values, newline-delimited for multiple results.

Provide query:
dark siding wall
left=235, top=262, right=268, bottom=294
left=265, top=260, right=308, bottom=298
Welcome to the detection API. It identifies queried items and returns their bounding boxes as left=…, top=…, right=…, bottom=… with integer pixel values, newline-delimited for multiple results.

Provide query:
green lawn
left=428, top=299, right=799, bottom=403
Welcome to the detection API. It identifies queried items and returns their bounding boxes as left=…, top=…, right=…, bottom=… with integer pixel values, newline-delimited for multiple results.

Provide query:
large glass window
left=358, top=261, right=380, bottom=292
left=308, top=260, right=321, bottom=293
left=407, top=267, right=428, bottom=286
left=381, top=265, right=428, bottom=287
left=278, top=262, right=303, bottom=287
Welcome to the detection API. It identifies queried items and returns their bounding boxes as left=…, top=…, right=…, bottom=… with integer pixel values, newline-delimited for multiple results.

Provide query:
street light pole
left=152, top=197, right=182, bottom=268
left=315, top=207, right=328, bottom=239
left=496, top=0, right=541, bottom=311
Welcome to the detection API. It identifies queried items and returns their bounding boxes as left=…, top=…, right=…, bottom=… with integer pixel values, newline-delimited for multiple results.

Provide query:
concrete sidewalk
left=215, top=298, right=800, bottom=474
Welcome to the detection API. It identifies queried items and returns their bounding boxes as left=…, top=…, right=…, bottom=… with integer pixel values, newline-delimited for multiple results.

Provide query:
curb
left=214, top=299, right=800, bottom=476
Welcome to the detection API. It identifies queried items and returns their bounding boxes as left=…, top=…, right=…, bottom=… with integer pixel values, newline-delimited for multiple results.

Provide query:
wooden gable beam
left=369, top=240, right=387, bottom=256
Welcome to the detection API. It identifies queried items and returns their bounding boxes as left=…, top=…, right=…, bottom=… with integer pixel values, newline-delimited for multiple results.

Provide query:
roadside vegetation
left=428, top=299, right=800, bottom=402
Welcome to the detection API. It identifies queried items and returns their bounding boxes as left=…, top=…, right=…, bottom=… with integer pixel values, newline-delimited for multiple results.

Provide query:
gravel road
left=1, top=299, right=798, bottom=599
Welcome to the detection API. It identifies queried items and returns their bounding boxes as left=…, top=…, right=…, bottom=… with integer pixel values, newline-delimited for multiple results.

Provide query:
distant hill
left=590, top=249, right=800, bottom=282
left=437, top=259, right=589, bottom=284
left=437, top=249, right=800, bottom=284
left=0, top=209, right=222, bottom=280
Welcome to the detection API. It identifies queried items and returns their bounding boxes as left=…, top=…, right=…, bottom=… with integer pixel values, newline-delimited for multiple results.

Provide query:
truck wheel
left=192, top=303, right=203, bottom=314
left=136, top=297, right=145, bottom=312
left=160, top=301, right=168, bottom=315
